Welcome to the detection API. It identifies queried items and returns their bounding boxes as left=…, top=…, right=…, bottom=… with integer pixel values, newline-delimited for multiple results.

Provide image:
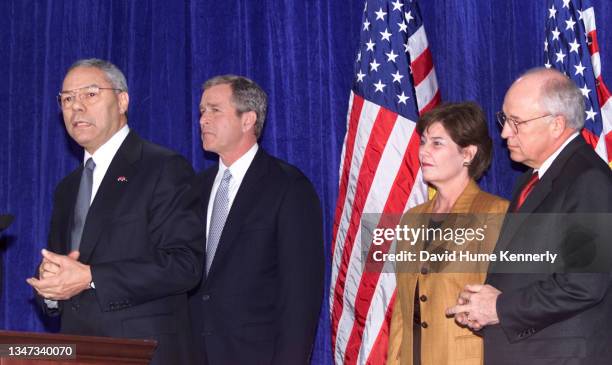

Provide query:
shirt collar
left=535, top=131, right=579, bottom=178
left=219, top=143, right=259, bottom=182
left=84, top=125, right=130, bottom=167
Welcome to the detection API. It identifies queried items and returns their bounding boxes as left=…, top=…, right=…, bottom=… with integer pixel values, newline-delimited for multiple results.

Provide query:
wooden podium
left=0, top=330, right=156, bottom=364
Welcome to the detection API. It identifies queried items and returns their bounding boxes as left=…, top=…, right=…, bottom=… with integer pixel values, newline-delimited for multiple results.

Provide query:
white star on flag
left=574, top=61, right=586, bottom=76
left=380, top=28, right=392, bottom=42
left=398, top=21, right=407, bottom=32
left=549, top=4, right=557, bottom=18
left=375, top=8, right=387, bottom=20
left=586, top=107, right=597, bottom=120
left=356, top=70, right=366, bottom=82
left=580, top=84, right=591, bottom=97
left=568, top=39, right=580, bottom=53
left=366, top=38, right=375, bottom=51
left=555, top=50, right=566, bottom=63
left=386, top=50, right=399, bottom=62
left=404, top=11, right=414, bottom=23
left=397, top=92, right=409, bottom=104
left=391, top=70, right=403, bottom=83
left=373, top=79, right=386, bottom=92
left=370, top=59, right=380, bottom=71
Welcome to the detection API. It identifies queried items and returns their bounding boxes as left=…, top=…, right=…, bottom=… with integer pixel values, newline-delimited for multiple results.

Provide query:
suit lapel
left=495, top=136, right=585, bottom=253
left=424, top=180, right=482, bottom=271
left=449, top=180, right=481, bottom=214
left=198, top=165, right=217, bottom=281
left=78, top=132, right=143, bottom=263
left=493, top=170, right=537, bottom=253
left=205, top=149, right=268, bottom=281
left=199, top=168, right=217, bottom=236
left=56, top=170, right=83, bottom=254
left=506, top=172, right=531, bottom=213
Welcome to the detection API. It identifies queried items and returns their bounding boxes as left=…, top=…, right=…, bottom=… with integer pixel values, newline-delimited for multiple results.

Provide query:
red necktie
left=514, top=172, right=539, bottom=211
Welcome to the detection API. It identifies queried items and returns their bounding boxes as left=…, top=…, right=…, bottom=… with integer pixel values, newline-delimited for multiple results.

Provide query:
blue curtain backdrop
left=1, top=0, right=611, bottom=363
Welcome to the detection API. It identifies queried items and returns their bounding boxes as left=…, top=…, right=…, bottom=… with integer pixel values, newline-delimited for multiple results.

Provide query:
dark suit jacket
left=484, top=136, right=612, bottom=365
left=45, top=131, right=204, bottom=365
left=188, top=148, right=324, bottom=365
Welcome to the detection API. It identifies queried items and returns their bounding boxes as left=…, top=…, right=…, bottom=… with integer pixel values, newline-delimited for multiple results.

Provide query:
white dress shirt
left=535, top=132, right=579, bottom=178
left=206, top=143, right=259, bottom=238
left=84, top=125, right=130, bottom=204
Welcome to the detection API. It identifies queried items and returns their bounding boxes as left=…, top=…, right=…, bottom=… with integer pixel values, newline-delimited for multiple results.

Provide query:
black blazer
left=484, top=136, right=612, bottom=364
left=188, top=148, right=324, bottom=365
left=45, top=131, right=204, bottom=365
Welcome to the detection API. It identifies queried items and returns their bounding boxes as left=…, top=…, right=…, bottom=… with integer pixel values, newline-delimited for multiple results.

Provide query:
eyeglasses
left=496, top=111, right=552, bottom=135
left=57, top=85, right=124, bottom=109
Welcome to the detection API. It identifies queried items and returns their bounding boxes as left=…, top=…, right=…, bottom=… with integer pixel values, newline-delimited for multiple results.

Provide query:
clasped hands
left=445, top=284, right=501, bottom=331
left=26, top=249, right=92, bottom=301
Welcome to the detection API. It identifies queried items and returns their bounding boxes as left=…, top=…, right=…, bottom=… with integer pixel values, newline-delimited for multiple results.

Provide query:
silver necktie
left=71, top=157, right=95, bottom=251
left=206, top=169, right=232, bottom=273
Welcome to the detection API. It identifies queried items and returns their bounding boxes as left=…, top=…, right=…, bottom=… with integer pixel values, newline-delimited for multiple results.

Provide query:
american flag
left=330, top=0, right=439, bottom=363
left=545, top=0, right=612, bottom=167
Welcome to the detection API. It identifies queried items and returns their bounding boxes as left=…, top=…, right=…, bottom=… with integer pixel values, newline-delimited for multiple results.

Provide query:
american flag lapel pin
left=117, top=176, right=128, bottom=183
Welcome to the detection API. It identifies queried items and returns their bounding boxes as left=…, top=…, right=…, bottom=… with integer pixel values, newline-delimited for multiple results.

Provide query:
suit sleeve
left=91, top=155, right=204, bottom=310
left=497, top=168, right=612, bottom=342
left=272, top=175, right=324, bottom=365
left=497, top=273, right=609, bottom=342
left=37, top=184, right=69, bottom=317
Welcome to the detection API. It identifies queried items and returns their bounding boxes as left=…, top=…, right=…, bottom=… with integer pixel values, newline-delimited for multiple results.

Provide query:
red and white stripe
left=331, top=23, right=439, bottom=365
left=581, top=6, right=612, bottom=165
left=409, top=26, right=442, bottom=113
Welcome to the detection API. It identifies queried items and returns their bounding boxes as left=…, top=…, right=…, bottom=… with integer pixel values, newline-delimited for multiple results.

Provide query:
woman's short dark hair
left=416, top=102, right=492, bottom=180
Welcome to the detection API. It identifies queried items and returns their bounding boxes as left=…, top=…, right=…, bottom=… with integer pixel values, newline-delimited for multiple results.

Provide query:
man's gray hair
left=522, top=67, right=585, bottom=130
left=203, top=75, right=268, bottom=138
left=68, top=58, right=128, bottom=93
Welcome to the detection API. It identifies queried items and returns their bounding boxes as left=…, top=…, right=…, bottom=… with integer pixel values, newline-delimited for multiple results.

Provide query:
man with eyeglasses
left=26, top=58, right=203, bottom=364
left=447, top=67, right=612, bottom=364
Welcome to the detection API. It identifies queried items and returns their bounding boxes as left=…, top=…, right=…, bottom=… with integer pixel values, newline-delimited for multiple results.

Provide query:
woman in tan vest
left=386, top=102, right=508, bottom=365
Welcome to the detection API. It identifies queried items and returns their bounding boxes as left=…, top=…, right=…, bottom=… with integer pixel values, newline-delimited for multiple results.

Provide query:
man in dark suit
left=446, top=68, right=612, bottom=364
left=27, top=59, right=203, bottom=364
left=188, top=75, right=324, bottom=364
